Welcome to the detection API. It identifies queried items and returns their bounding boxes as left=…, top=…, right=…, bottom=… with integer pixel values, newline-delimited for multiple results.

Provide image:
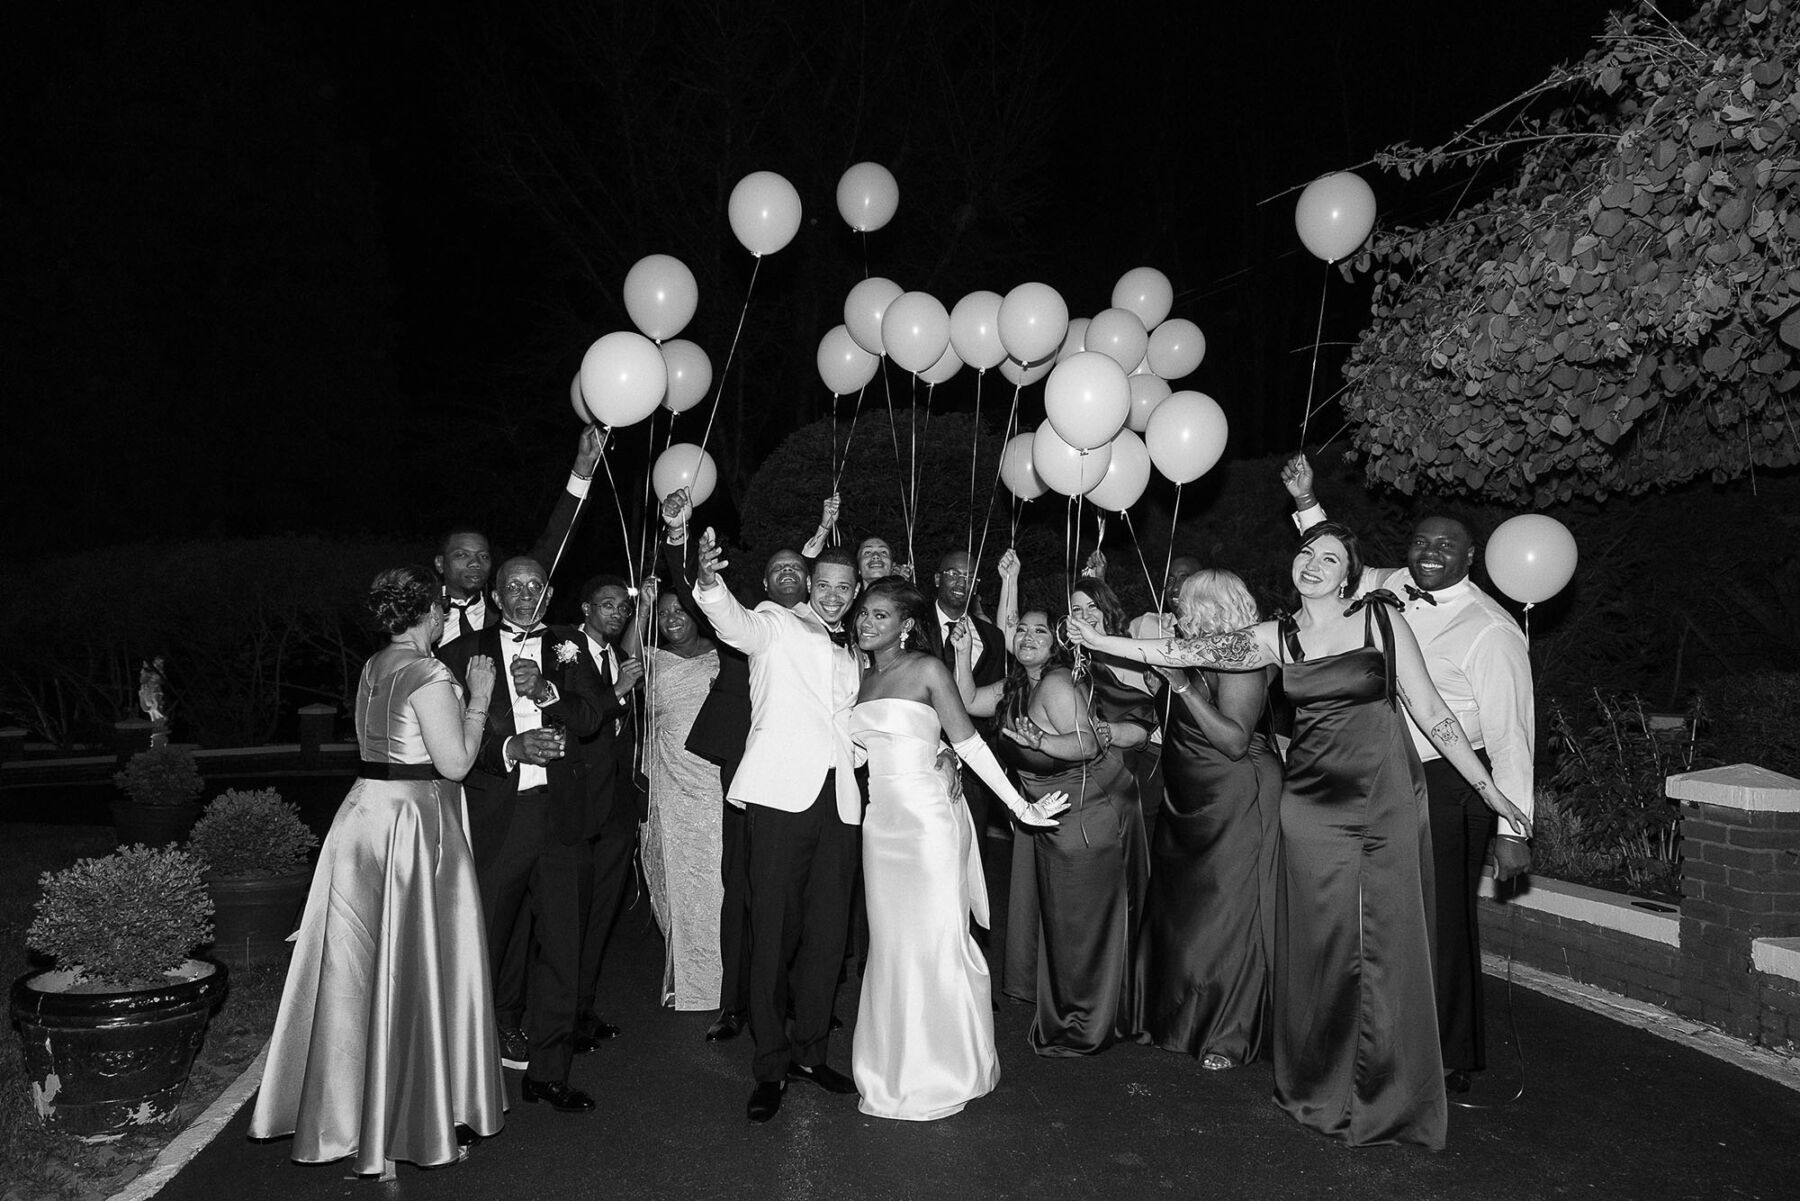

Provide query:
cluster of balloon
left=650, top=441, right=720, bottom=507
left=578, top=330, right=667, bottom=428
left=574, top=251, right=717, bottom=426
left=985, top=267, right=1223, bottom=513
left=1485, top=515, right=1578, bottom=607
left=1293, top=171, right=1378, bottom=264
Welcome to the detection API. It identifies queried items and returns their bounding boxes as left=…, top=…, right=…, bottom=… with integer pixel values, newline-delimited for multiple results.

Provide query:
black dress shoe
left=574, top=1019, right=622, bottom=1053
left=1445, top=1070, right=1472, bottom=1095
left=786, top=1061, right=857, bottom=1095
left=705, top=1010, right=745, bottom=1042
left=520, top=1079, right=595, bottom=1112
left=747, top=1080, right=785, bottom=1123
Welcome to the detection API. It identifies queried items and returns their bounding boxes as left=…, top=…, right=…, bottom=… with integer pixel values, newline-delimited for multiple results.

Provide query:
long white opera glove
left=951, top=734, right=1061, bottom=828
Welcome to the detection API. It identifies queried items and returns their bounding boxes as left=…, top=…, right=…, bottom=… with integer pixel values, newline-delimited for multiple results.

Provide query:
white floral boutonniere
left=554, top=640, right=581, bottom=665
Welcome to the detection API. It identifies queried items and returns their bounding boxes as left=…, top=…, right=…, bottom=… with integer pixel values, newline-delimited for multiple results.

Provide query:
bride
left=848, top=576, right=1069, bottom=1121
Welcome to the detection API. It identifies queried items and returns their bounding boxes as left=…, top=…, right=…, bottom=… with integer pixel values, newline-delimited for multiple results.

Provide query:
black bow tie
left=503, top=623, right=546, bottom=642
left=1402, top=584, right=1438, bottom=606
left=827, top=626, right=852, bottom=648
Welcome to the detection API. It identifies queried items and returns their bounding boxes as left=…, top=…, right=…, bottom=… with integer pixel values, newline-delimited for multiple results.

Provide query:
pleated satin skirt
left=249, top=778, right=506, bottom=1173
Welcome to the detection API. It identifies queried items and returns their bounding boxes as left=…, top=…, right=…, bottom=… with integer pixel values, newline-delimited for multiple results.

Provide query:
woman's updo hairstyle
left=369, top=565, right=439, bottom=635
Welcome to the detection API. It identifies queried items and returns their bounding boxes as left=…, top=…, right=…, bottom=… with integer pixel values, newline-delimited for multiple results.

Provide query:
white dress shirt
left=500, top=626, right=549, bottom=791
left=439, top=595, right=487, bottom=645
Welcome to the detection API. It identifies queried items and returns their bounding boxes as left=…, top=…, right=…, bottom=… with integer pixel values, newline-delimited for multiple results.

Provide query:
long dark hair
left=1000, top=607, right=1071, bottom=725
left=850, top=575, right=940, bottom=657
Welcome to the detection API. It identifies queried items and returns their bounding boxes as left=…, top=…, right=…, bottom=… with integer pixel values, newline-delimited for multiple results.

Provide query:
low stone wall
left=1478, top=764, right=1800, bottom=1056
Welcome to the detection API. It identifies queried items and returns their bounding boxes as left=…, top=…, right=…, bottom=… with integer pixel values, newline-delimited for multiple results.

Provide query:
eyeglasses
left=940, top=571, right=977, bottom=583
left=500, top=579, right=548, bottom=597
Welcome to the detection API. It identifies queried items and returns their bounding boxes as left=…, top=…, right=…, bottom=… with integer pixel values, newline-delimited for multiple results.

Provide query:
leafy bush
left=27, top=845, right=215, bottom=988
left=1702, top=671, right=1800, bottom=777
left=187, top=788, right=318, bottom=878
left=1526, top=788, right=1619, bottom=885
left=113, top=744, right=205, bottom=808
left=1548, top=690, right=1699, bottom=898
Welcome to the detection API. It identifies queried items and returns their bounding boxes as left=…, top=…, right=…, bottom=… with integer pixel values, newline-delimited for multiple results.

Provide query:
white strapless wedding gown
left=850, top=698, right=999, bottom=1120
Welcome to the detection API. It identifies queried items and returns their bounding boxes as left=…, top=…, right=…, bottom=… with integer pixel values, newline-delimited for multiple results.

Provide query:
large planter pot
left=111, top=800, right=201, bottom=848
left=205, top=869, right=311, bottom=965
left=9, top=958, right=228, bottom=1137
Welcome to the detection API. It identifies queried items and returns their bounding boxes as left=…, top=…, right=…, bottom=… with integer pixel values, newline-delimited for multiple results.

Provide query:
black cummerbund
left=358, top=761, right=443, bottom=781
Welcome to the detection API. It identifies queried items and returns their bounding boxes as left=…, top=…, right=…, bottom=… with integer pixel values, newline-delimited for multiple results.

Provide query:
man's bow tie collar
left=1402, top=584, right=1438, bottom=606
left=503, top=622, right=547, bottom=642
left=447, top=596, right=476, bottom=611
left=827, top=626, right=853, bottom=648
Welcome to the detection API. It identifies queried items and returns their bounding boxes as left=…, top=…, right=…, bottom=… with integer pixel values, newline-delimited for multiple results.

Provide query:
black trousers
left=577, top=788, right=640, bottom=1027
left=745, top=775, right=859, bottom=1082
left=1423, top=752, right=1496, bottom=1073
left=716, top=759, right=752, bottom=1016
left=477, top=791, right=584, bottom=1084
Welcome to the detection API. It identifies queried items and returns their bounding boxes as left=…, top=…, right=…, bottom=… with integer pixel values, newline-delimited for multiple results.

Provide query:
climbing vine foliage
left=1343, top=0, right=1800, bottom=504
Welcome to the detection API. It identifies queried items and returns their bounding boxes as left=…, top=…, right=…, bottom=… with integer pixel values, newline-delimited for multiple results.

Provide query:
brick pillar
left=298, top=704, right=337, bottom=766
left=1668, top=764, right=1800, bottom=1040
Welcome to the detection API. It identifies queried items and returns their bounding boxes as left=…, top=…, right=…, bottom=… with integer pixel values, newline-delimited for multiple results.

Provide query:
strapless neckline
left=855, top=696, right=934, bottom=713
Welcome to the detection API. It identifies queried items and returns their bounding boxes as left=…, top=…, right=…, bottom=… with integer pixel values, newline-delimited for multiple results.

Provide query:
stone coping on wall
left=1666, top=763, right=1800, bottom=812
left=1478, top=872, right=1681, bottom=947
left=1753, top=937, right=1800, bottom=983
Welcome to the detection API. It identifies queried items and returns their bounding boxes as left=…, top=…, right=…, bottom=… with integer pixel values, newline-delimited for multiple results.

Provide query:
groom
left=694, top=527, right=863, bottom=1123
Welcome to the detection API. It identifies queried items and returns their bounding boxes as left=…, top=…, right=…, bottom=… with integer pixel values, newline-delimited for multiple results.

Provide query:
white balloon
left=845, top=277, right=904, bottom=355
left=880, top=291, right=951, bottom=375
left=659, top=339, right=713, bottom=413
left=1111, top=266, right=1174, bottom=329
left=622, top=254, right=699, bottom=342
left=1000, top=431, right=1046, bottom=500
left=918, top=341, right=964, bottom=386
left=578, top=331, right=667, bottom=428
left=817, top=324, right=879, bottom=395
left=1086, top=429, right=1153, bottom=513
left=836, top=162, right=900, bottom=232
left=1485, top=515, right=1579, bottom=605
left=1084, top=307, right=1150, bottom=373
left=1144, top=391, right=1229, bottom=484
left=1032, top=419, right=1112, bottom=496
left=1294, top=171, right=1377, bottom=263
left=651, top=442, right=719, bottom=506
left=1055, top=316, right=1091, bottom=364
left=1147, top=318, right=1206, bottom=380
left=949, top=290, right=1006, bottom=370
left=1044, top=351, right=1130, bottom=450
left=728, top=170, right=802, bottom=256
left=998, top=282, right=1069, bottom=365
left=1125, top=374, right=1172, bottom=433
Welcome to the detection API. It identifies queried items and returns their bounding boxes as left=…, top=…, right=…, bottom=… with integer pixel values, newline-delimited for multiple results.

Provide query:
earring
left=1337, top=583, right=1348, bottom=598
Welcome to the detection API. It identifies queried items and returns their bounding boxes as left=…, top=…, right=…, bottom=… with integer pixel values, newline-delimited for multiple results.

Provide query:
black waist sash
left=358, top=761, right=443, bottom=781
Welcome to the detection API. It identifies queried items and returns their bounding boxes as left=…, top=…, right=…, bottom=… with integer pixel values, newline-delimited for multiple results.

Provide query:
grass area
left=2, top=825, right=285, bottom=1201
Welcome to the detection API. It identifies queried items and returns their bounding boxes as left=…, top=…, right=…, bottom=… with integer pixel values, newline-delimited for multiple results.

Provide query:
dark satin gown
left=1134, top=668, right=1283, bottom=1064
left=1000, top=720, right=1142, bottom=1057
left=1273, top=608, right=1445, bottom=1149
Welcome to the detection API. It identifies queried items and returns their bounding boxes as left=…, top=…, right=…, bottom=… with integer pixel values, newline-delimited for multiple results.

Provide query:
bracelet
left=1292, top=492, right=1316, bottom=508
left=464, top=711, right=488, bottom=723
left=665, top=526, right=688, bottom=546
left=1496, top=833, right=1529, bottom=842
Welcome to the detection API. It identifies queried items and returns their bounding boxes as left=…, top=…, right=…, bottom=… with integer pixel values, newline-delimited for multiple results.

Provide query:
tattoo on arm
left=1163, top=630, right=1259, bottom=668
left=1430, top=717, right=1463, bottom=747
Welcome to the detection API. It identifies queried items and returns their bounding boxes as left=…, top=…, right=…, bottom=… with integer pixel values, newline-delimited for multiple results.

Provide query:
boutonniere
left=554, top=640, right=581, bottom=665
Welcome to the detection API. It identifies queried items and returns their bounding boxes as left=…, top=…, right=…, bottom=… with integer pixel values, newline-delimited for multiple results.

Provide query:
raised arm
left=620, top=575, right=655, bottom=659
left=800, top=493, right=840, bottom=559
left=949, top=617, right=1005, bottom=717
left=529, top=425, right=610, bottom=577
left=1387, top=615, right=1532, bottom=835
left=692, top=528, right=783, bottom=656
left=995, top=548, right=1021, bottom=647
left=1069, top=616, right=1280, bottom=672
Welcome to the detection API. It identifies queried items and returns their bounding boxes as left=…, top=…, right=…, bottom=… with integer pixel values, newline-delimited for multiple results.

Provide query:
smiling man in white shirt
left=1284, top=454, right=1534, bottom=1096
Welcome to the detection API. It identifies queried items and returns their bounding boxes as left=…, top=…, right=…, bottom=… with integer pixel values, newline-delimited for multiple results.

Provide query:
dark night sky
left=5, top=0, right=1634, bottom=563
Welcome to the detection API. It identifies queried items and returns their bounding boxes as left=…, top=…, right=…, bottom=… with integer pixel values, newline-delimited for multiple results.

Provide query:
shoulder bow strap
left=1343, top=589, right=1404, bottom=707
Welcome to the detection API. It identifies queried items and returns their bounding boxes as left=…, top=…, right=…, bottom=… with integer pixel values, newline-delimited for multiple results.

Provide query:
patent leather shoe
left=785, top=1061, right=856, bottom=1095
left=747, top=1080, right=785, bottom=1123
left=520, top=1078, right=595, bottom=1112
left=573, top=1019, right=621, bottom=1053
left=705, top=1010, right=745, bottom=1042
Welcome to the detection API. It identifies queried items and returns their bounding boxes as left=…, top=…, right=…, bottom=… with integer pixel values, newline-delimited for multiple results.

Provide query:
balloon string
left=1160, top=483, right=1185, bottom=613
left=1298, top=259, right=1331, bottom=447
left=599, top=449, right=639, bottom=586
left=833, top=380, right=870, bottom=491
left=971, top=382, right=1022, bottom=581
left=545, top=426, right=603, bottom=582
left=1064, top=491, right=1087, bottom=681
left=696, top=255, right=763, bottom=460
left=879, top=358, right=912, bottom=567
left=1523, top=602, right=1533, bottom=650
left=908, top=375, right=922, bottom=549
left=637, top=419, right=668, bottom=588
left=1121, top=510, right=1161, bottom=606
left=966, top=369, right=983, bottom=565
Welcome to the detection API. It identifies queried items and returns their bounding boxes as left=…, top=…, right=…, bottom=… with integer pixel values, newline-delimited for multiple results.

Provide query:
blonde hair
left=1176, top=569, right=1260, bottom=636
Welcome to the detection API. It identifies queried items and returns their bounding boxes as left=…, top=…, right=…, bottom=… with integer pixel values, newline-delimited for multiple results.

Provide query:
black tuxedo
left=937, top=606, right=1010, bottom=836
left=572, top=629, right=643, bottom=1031
left=662, top=535, right=754, bottom=1016
left=438, top=622, right=605, bottom=1084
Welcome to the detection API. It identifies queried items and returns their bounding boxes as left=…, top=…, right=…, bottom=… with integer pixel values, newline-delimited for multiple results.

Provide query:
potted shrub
left=111, top=744, right=205, bottom=847
left=187, top=788, right=319, bottom=965
left=9, top=845, right=228, bottom=1137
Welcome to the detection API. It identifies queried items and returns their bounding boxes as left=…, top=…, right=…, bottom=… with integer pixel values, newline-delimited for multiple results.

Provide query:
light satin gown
left=249, top=652, right=505, bottom=1175
left=850, top=698, right=999, bottom=1120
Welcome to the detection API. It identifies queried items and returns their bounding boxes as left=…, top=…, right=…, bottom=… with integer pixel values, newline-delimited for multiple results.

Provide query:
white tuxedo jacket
left=694, top=580, right=863, bottom=824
